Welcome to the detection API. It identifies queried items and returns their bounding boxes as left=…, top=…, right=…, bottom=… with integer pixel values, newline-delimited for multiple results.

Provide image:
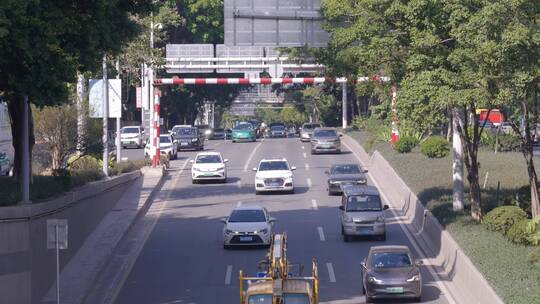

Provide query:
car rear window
left=159, top=136, right=171, bottom=144
left=173, top=127, right=196, bottom=135
left=332, top=165, right=361, bottom=174
left=347, top=195, right=382, bottom=211
left=313, top=130, right=337, bottom=137
left=196, top=155, right=221, bottom=163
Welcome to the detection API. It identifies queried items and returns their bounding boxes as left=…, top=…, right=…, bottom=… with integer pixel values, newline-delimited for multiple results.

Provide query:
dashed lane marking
left=318, top=226, right=326, bottom=241
left=307, top=178, right=312, bottom=188
left=225, top=265, right=233, bottom=285
left=236, top=180, right=242, bottom=189
left=243, top=141, right=263, bottom=172
left=326, top=263, right=336, bottom=283
left=305, top=163, right=310, bottom=171
left=311, top=199, right=318, bottom=210
left=237, top=201, right=243, bottom=207
left=303, top=152, right=307, bottom=158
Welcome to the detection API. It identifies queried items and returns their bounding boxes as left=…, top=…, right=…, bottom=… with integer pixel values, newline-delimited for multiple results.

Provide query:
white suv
left=120, top=126, right=144, bottom=148
left=253, top=158, right=296, bottom=194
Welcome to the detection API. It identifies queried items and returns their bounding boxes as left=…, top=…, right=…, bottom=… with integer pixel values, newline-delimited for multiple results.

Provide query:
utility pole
left=102, top=54, right=109, bottom=177
left=342, top=82, right=348, bottom=129
left=452, top=108, right=464, bottom=211
left=115, top=60, right=121, bottom=163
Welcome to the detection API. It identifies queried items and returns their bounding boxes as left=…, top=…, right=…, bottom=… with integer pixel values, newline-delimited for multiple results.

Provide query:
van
left=339, top=185, right=389, bottom=242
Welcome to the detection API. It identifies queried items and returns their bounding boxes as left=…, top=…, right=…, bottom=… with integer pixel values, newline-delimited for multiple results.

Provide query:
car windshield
left=347, top=195, right=382, bottom=211
left=371, top=252, right=412, bottom=268
left=121, top=127, right=139, bottom=134
left=271, top=126, right=285, bottom=130
left=159, top=136, right=171, bottom=144
left=196, top=155, right=221, bottom=163
left=173, top=127, right=196, bottom=135
left=303, top=124, right=320, bottom=130
left=259, top=161, right=289, bottom=171
left=313, top=130, right=337, bottom=137
left=248, top=294, right=272, bottom=304
left=229, top=210, right=266, bottom=223
left=332, top=165, right=361, bottom=174
left=283, top=293, right=310, bottom=304
left=234, top=124, right=252, bottom=130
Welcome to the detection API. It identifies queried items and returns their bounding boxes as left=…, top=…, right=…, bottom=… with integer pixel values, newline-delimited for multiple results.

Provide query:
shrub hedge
left=394, top=136, right=419, bottom=153
left=482, top=205, right=528, bottom=235
left=420, top=136, right=450, bottom=158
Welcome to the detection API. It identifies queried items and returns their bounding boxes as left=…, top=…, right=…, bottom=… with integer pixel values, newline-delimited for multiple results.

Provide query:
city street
left=107, top=138, right=453, bottom=304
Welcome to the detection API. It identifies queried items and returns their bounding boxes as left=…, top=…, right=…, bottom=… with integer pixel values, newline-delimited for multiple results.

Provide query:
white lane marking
left=326, top=263, right=336, bottom=283
left=121, top=157, right=129, bottom=161
left=343, top=140, right=457, bottom=304
left=243, top=141, right=263, bottom=172
left=225, top=265, right=233, bottom=285
left=236, top=180, right=242, bottom=189
left=317, top=226, right=326, bottom=241
left=305, top=163, right=310, bottom=171
left=237, top=201, right=243, bottom=207
left=311, top=199, right=318, bottom=210
left=303, top=152, right=307, bottom=158
left=307, top=178, right=312, bottom=188
left=301, top=145, right=305, bottom=150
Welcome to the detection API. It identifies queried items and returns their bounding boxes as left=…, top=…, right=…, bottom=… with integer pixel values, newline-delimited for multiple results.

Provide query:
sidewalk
left=40, top=167, right=165, bottom=304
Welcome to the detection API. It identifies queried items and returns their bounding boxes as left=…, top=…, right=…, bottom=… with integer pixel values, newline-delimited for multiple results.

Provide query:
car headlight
left=216, top=166, right=225, bottom=171
left=358, top=179, right=367, bottom=184
left=255, top=176, right=264, bottom=181
left=344, top=215, right=353, bottom=223
left=192, top=167, right=200, bottom=172
left=205, top=130, right=211, bottom=135
left=329, top=180, right=340, bottom=185
left=376, top=216, right=385, bottom=223
left=191, top=138, right=198, bottom=142
left=256, top=229, right=268, bottom=234
left=367, top=275, right=383, bottom=284
left=406, top=274, right=421, bottom=282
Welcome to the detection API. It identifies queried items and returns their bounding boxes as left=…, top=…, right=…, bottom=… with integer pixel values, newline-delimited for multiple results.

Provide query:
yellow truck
left=239, top=233, right=319, bottom=304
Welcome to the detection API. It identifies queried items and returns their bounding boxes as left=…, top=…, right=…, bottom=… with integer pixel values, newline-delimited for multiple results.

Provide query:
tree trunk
left=7, top=94, right=35, bottom=184
left=76, top=73, right=87, bottom=154
left=468, top=158, right=483, bottom=220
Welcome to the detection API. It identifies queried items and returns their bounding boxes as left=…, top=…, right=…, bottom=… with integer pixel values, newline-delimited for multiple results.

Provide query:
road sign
left=224, top=0, right=328, bottom=47
left=89, top=79, right=122, bottom=118
left=136, top=87, right=142, bottom=108
left=47, top=219, right=68, bottom=249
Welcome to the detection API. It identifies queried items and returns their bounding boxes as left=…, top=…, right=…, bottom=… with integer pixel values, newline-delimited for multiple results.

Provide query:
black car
left=212, top=128, right=226, bottom=140
left=326, top=164, right=368, bottom=195
left=172, top=126, right=205, bottom=151
left=269, top=125, right=287, bottom=138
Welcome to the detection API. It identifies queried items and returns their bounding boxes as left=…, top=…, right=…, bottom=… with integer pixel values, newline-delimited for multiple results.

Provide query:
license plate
left=386, top=287, right=404, bottom=294
left=323, top=144, right=333, bottom=148
left=204, top=173, right=214, bottom=176
left=356, top=226, right=373, bottom=232
left=269, top=183, right=281, bottom=187
left=180, top=142, right=189, bottom=146
left=239, top=236, right=252, bottom=242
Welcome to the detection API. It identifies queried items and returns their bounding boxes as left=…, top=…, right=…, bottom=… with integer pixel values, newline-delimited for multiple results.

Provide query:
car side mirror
left=360, top=260, right=366, bottom=268
left=339, top=134, right=343, bottom=137
left=252, top=167, right=258, bottom=172
left=363, top=170, right=368, bottom=173
left=269, top=217, right=276, bottom=223
left=383, top=205, right=389, bottom=210
left=220, top=218, right=227, bottom=224
left=415, top=260, right=423, bottom=267
left=291, top=166, right=297, bottom=171
left=223, top=159, right=229, bottom=163
left=339, top=206, right=344, bottom=211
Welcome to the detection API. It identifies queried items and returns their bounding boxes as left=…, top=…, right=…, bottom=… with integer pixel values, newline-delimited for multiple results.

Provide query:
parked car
left=326, top=164, right=368, bottom=195
left=221, top=205, right=276, bottom=249
left=253, top=158, right=296, bottom=194
left=232, top=123, right=256, bottom=142
left=299, top=123, right=321, bottom=142
left=171, top=126, right=205, bottom=151
left=0, top=152, right=13, bottom=176
left=120, top=126, right=145, bottom=148
left=310, top=128, right=342, bottom=154
left=190, top=151, right=228, bottom=183
left=361, top=245, right=423, bottom=303
left=212, top=128, right=226, bottom=140
left=144, top=134, right=178, bottom=160
left=339, top=185, right=388, bottom=241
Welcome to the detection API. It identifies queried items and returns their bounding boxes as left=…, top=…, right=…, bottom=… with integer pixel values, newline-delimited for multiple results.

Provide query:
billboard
left=89, top=79, right=122, bottom=118
left=224, top=0, right=328, bottom=47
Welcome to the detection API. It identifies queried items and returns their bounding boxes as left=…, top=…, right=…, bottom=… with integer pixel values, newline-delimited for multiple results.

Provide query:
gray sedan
left=362, top=245, right=423, bottom=303
left=326, top=164, right=368, bottom=195
left=310, top=128, right=342, bottom=154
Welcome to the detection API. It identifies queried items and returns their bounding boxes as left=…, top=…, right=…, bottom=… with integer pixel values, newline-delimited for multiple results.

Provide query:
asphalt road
left=111, top=138, right=454, bottom=304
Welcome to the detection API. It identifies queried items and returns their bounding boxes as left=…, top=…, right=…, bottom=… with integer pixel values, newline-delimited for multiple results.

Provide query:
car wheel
left=336, top=149, right=341, bottom=154
left=288, top=189, right=295, bottom=194
left=414, top=296, right=421, bottom=303
left=192, top=179, right=197, bottom=184
left=365, top=295, right=374, bottom=303
left=255, top=190, right=261, bottom=195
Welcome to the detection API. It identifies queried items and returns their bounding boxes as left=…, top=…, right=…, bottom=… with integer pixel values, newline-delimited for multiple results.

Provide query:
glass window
left=313, top=130, right=337, bottom=137
left=259, top=161, right=289, bottom=171
left=173, top=127, right=196, bottom=136
left=371, top=252, right=412, bottom=268
left=271, top=125, right=285, bottom=131
left=229, top=210, right=267, bottom=223
left=346, top=195, right=382, bottom=211
left=159, top=136, right=171, bottom=144
left=121, top=127, right=140, bottom=134
left=196, top=155, right=222, bottom=164
left=234, top=123, right=253, bottom=130
left=248, top=294, right=273, bottom=304
left=331, top=165, right=361, bottom=174
left=284, top=293, right=310, bottom=304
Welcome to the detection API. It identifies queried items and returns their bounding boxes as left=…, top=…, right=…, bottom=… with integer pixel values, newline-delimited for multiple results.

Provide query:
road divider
left=307, top=178, right=312, bottom=188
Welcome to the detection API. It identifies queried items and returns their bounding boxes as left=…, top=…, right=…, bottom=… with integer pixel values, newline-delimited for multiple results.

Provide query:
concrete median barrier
left=343, top=134, right=504, bottom=304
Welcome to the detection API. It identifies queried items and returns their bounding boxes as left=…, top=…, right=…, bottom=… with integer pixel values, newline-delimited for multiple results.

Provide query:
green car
left=232, top=123, right=256, bottom=142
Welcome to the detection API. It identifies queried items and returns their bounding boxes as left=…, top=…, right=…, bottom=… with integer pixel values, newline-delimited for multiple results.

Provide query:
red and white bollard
left=390, top=85, right=399, bottom=145
left=152, top=88, right=161, bottom=167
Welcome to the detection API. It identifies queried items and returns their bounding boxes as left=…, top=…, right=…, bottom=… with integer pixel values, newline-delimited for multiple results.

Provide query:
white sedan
left=253, top=158, right=296, bottom=194
left=190, top=152, right=228, bottom=183
left=221, top=205, right=275, bottom=249
left=144, top=134, right=178, bottom=160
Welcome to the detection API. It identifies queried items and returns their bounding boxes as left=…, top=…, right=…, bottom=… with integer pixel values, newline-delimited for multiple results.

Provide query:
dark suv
left=172, top=126, right=205, bottom=151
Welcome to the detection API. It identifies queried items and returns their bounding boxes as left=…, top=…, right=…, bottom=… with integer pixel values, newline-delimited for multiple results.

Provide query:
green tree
left=0, top=0, right=152, bottom=188
left=280, top=107, right=307, bottom=127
